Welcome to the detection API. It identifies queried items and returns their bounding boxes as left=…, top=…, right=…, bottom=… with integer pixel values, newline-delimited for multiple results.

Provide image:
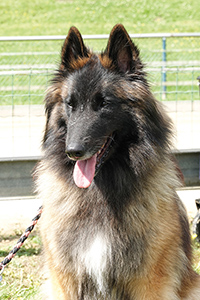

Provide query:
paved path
left=0, top=188, right=199, bottom=236
left=0, top=197, right=42, bottom=235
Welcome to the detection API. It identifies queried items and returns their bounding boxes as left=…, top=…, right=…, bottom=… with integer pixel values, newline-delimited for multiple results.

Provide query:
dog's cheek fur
left=44, top=102, right=65, bottom=148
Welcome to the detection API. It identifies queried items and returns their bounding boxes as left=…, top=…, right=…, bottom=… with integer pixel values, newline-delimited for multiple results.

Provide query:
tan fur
left=36, top=24, right=200, bottom=299
left=37, top=156, right=200, bottom=299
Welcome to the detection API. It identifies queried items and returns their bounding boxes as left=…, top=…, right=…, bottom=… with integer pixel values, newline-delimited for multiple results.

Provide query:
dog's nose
left=66, top=144, right=85, bottom=160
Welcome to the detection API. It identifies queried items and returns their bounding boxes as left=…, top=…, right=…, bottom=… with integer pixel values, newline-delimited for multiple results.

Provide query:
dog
left=192, top=199, right=200, bottom=242
left=36, top=24, right=200, bottom=299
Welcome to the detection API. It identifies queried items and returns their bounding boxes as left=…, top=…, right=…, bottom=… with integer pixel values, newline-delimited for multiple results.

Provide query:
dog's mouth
left=73, top=135, right=114, bottom=189
left=96, top=135, right=113, bottom=169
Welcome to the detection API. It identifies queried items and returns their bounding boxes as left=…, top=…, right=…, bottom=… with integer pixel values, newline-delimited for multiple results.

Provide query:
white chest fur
left=80, top=234, right=111, bottom=291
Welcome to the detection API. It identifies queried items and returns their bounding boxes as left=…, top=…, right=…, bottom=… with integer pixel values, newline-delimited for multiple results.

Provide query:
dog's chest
left=78, top=234, right=111, bottom=291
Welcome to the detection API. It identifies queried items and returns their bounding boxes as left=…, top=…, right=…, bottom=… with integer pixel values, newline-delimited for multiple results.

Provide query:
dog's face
left=63, top=58, right=141, bottom=188
left=44, top=25, right=172, bottom=188
left=64, top=60, right=127, bottom=159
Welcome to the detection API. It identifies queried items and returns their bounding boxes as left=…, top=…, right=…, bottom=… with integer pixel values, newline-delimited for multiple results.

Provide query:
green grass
left=193, top=241, right=200, bottom=274
left=1, top=69, right=198, bottom=106
left=0, top=230, right=43, bottom=300
left=0, top=0, right=200, bottom=36
left=0, top=228, right=200, bottom=299
left=0, top=0, right=200, bottom=105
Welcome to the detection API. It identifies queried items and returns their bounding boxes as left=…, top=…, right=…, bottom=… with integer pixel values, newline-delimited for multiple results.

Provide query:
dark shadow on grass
left=0, top=230, right=40, bottom=242
left=0, top=231, right=42, bottom=259
left=0, top=246, right=42, bottom=259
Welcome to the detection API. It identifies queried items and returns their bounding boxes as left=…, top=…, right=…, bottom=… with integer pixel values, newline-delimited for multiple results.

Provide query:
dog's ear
left=195, top=199, right=200, bottom=210
left=61, top=27, right=89, bottom=70
left=105, top=24, right=140, bottom=73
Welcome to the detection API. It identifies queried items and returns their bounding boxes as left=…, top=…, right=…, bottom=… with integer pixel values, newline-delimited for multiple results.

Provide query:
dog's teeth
left=97, top=143, right=105, bottom=156
left=95, top=135, right=114, bottom=176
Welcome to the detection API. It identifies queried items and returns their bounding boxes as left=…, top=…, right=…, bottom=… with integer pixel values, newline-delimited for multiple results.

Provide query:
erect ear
left=195, top=199, right=200, bottom=210
left=61, top=26, right=89, bottom=70
left=105, top=24, right=140, bottom=73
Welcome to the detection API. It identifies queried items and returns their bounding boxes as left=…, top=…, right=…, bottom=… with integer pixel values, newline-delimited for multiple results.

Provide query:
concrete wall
left=0, top=151, right=199, bottom=197
left=0, top=157, right=40, bottom=197
left=175, top=150, right=200, bottom=186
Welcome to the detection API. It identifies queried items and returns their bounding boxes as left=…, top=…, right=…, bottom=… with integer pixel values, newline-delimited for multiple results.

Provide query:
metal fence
left=0, top=33, right=200, bottom=157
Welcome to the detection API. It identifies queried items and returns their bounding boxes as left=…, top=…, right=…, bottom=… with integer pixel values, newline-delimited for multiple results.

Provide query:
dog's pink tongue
left=73, top=155, right=97, bottom=188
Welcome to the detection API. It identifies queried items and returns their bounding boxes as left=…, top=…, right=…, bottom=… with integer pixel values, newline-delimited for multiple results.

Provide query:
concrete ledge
left=0, top=150, right=199, bottom=197
left=175, top=150, right=200, bottom=186
left=0, top=157, right=40, bottom=197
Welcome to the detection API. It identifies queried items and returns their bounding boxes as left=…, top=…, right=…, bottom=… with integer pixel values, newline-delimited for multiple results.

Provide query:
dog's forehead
left=63, top=62, right=114, bottom=97
left=60, top=55, right=143, bottom=103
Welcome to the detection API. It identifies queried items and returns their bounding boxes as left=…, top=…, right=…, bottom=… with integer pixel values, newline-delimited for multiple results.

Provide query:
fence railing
left=0, top=33, right=200, bottom=157
left=1, top=33, right=200, bottom=103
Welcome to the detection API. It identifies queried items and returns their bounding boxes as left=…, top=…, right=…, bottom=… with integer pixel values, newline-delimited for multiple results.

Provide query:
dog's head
left=43, top=25, right=172, bottom=189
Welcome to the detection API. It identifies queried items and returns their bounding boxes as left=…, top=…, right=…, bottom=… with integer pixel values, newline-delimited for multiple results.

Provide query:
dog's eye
left=67, top=101, right=72, bottom=108
left=66, top=95, right=76, bottom=109
left=95, top=93, right=107, bottom=109
left=66, top=99, right=73, bottom=107
left=100, top=99, right=107, bottom=108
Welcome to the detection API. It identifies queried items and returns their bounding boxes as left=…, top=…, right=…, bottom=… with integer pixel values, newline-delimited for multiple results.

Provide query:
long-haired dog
left=36, top=24, right=200, bottom=299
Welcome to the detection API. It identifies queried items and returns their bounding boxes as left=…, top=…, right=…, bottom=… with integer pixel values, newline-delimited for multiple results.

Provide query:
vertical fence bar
left=197, top=76, right=200, bottom=97
left=11, top=72, right=14, bottom=156
left=191, top=69, right=194, bottom=111
left=28, top=70, right=31, bottom=152
left=11, top=72, right=14, bottom=109
left=162, top=37, right=167, bottom=100
left=175, top=67, right=179, bottom=114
